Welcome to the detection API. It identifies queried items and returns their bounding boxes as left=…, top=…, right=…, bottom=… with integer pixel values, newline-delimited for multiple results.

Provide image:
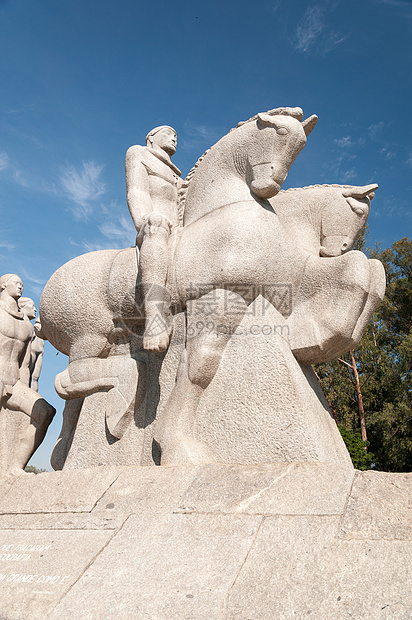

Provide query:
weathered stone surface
left=39, top=110, right=385, bottom=470
left=0, top=468, right=123, bottom=514
left=18, top=297, right=44, bottom=392
left=0, top=529, right=113, bottom=620
left=48, top=513, right=262, bottom=620
left=0, top=512, right=128, bottom=531
left=0, top=274, right=55, bottom=477
left=177, top=463, right=355, bottom=515
left=52, top=313, right=185, bottom=470
left=191, top=301, right=353, bottom=466
left=0, top=466, right=410, bottom=618
left=340, top=470, right=412, bottom=540
left=224, top=515, right=412, bottom=620
left=93, top=464, right=199, bottom=514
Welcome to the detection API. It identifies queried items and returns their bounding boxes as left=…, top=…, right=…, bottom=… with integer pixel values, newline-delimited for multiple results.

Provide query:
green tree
left=316, top=237, right=412, bottom=472
left=24, top=465, right=46, bottom=474
left=337, top=426, right=374, bottom=470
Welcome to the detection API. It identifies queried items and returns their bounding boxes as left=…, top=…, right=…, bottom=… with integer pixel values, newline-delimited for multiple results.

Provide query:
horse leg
left=155, top=288, right=248, bottom=465
left=288, top=251, right=373, bottom=362
left=350, top=258, right=386, bottom=345
left=55, top=354, right=144, bottom=440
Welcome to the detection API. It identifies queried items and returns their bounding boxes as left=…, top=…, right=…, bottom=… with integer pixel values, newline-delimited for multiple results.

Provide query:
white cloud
left=334, top=136, right=354, bottom=148
left=380, top=148, right=396, bottom=160
left=406, top=153, right=412, bottom=168
left=375, top=0, right=412, bottom=8
left=0, top=239, right=14, bottom=251
left=99, top=209, right=136, bottom=246
left=69, top=202, right=136, bottom=253
left=334, top=135, right=366, bottom=149
left=0, top=152, right=9, bottom=171
left=295, top=5, right=325, bottom=52
left=182, top=121, right=221, bottom=151
left=59, top=161, right=106, bottom=219
left=342, top=169, right=358, bottom=182
left=14, top=169, right=29, bottom=187
left=19, top=269, right=46, bottom=286
left=294, top=4, right=348, bottom=54
left=368, top=121, right=384, bottom=141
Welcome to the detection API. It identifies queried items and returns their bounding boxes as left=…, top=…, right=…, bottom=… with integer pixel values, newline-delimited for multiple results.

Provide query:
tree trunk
left=349, top=350, right=367, bottom=443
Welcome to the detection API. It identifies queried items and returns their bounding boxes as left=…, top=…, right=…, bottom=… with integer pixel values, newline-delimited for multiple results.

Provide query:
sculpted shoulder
left=126, top=144, right=149, bottom=165
left=0, top=305, right=33, bottom=341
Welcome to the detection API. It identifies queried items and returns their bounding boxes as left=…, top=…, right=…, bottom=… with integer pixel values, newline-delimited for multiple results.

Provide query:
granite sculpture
left=0, top=275, right=55, bottom=476
left=18, top=298, right=45, bottom=392
left=126, top=125, right=181, bottom=352
left=39, top=107, right=386, bottom=469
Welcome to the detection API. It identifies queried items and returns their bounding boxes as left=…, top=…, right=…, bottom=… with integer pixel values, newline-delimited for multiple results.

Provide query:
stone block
left=49, top=513, right=262, bottom=620
left=177, top=463, right=355, bottom=515
left=0, top=529, right=113, bottom=620
left=224, top=515, right=412, bottom=619
left=0, top=467, right=123, bottom=514
left=93, top=464, right=199, bottom=514
left=340, top=470, right=412, bottom=540
left=0, top=512, right=128, bottom=531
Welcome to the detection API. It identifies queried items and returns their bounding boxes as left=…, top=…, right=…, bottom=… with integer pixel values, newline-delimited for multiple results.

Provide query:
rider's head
left=0, top=274, right=23, bottom=300
left=146, top=126, right=177, bottom=156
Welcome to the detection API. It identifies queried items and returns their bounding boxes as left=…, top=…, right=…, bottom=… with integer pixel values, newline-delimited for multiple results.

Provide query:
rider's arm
left=125, top=146, right=153, bottom=232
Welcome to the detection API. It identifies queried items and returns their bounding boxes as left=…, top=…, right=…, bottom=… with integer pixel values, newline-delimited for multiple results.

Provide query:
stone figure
left=0, top=275, right=55, bottom=476
left=18, top=297, right=44, bottom=392
left=125, top=125, right=182, bottom=352
left=39, top=107, right=386, bottom=470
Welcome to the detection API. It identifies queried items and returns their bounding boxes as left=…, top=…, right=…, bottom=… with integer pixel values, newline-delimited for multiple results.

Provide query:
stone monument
left=0, top=109, right=410, bottom=620
left=38, top=107, right=385, bottom=470
left=0, top=276, right=55, bottom=477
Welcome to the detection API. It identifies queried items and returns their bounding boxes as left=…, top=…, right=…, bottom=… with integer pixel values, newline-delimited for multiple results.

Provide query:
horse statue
left=39, top=107, right=385, bottom=467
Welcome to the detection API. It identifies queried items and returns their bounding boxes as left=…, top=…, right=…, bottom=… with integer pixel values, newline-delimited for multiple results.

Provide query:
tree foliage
left=24, top=465, right=46, bottom=474
left=316, top=237, right=412, bottom=472
left=337, top=426, right=374, bottom=470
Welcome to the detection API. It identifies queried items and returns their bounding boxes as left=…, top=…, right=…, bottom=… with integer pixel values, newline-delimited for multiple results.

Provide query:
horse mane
left=279, top=184, right=354, bottom=194
left=178, top=108, right=304, bottom=223
left=178, top=149, right=210, bottom=224
left=231, top=107, right=304, bottom=131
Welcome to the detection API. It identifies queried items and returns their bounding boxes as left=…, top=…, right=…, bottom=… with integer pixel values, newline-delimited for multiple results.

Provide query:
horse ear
left=302, top=114, right=318, bottom=136
left=342, top=183, right=379, bottom=200
left=257, top=113, right=274, bottom=127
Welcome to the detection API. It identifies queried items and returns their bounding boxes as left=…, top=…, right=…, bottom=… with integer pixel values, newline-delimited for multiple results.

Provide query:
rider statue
left=125, top=125, right=182, bottom=352
left=0, top=274, right=55, bottom=475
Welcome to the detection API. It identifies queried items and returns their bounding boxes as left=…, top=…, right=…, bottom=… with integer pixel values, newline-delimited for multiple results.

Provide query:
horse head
left=319, top=184, right=378, bottom=257
left=181, top=107, right=318, bottom=226
left=244, top=108, right=318, bottom=199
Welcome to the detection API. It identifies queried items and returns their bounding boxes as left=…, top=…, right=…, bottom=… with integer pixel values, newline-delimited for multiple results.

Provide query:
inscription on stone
left=0, top=541, right=69, bottom=587
left=0, top=530, right=112, bottom=620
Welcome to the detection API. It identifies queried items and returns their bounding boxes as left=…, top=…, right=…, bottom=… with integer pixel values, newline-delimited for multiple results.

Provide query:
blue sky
left=1, top=0, right=411, bottom=470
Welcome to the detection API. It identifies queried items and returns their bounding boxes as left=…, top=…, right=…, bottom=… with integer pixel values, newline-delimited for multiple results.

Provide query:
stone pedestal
left=0, top=407, right=30, bottom=473
left=192, top=300, right=351, bottom=465
left=0, top=464, right=410, bottom=619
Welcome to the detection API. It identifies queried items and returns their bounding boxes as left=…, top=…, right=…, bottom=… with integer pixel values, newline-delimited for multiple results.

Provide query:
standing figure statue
left=18, top=297, right=45, bottom=392
left=125, top=125, right=182, bottom=352
left=0, top=274, right=55, bottom=476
